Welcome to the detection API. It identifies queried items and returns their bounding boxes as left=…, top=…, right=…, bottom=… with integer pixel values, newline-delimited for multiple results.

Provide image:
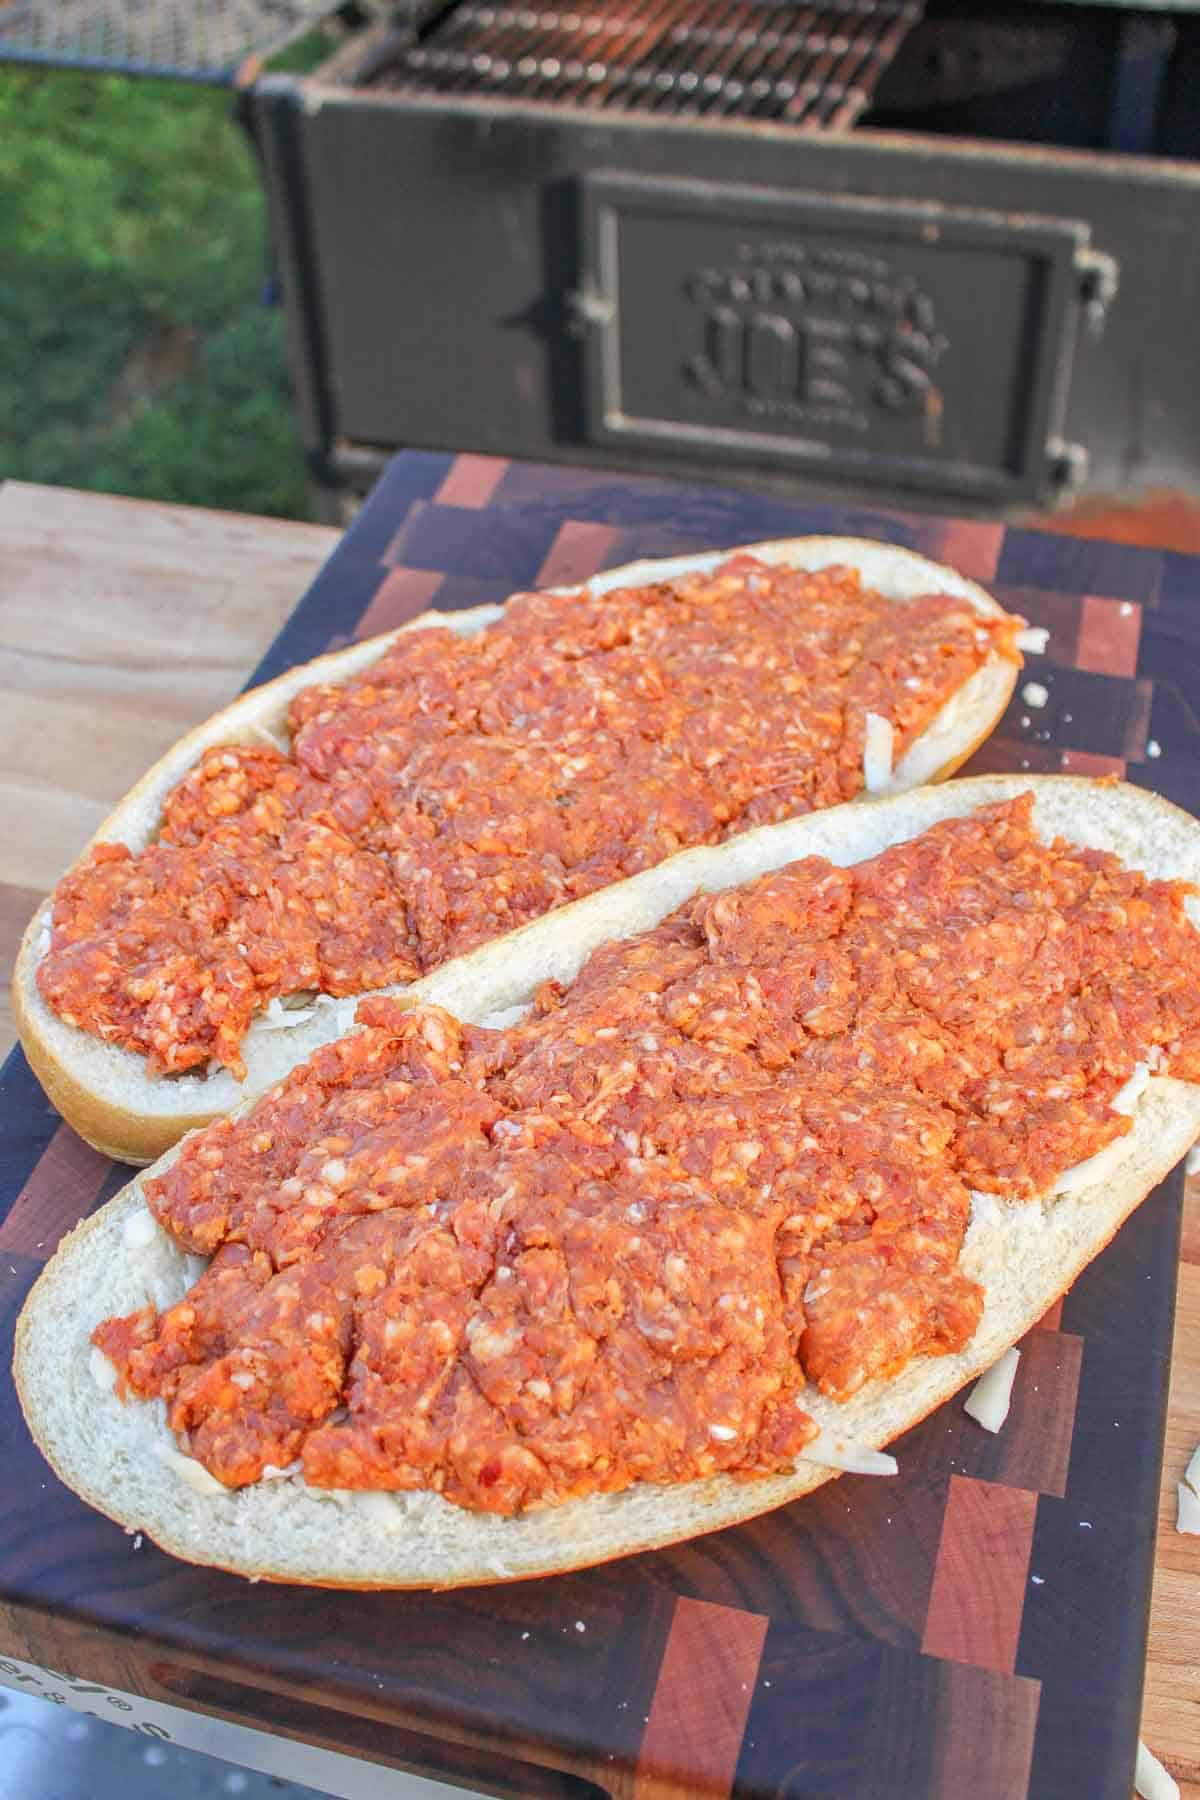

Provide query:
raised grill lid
left=0, top=0, right=337, bottom=82
left=366, top=0, right=922, bottom=125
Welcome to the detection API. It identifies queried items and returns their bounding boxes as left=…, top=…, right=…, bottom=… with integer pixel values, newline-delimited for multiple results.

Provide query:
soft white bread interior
left=13, top=537, right=1019, bottom=1166
left=15, top=775, right=1200, bottom=1588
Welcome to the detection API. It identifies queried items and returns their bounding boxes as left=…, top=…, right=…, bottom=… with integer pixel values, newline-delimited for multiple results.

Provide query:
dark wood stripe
left=921, top=1477, right=1037, bottom=1674
left=0, top=1123, right=113, bottom=1258
left=633, top=1597, right=767, bottom=1798
left=963, top=733, right=1063, bottom=777
left=997, top=1329, right=1084, bottom=1499
left=990, top=584, right=1083, bottom=667
left=1123, top=676, right=1155, bottom=761
left=928, top=1662, right=1041, bottom=1798
left=246, top=459, right=444, bottom=687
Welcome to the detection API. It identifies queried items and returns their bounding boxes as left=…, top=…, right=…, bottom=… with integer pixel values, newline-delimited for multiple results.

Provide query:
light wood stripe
left=537, top=521, right=622, bottom=590
left=1060, top=750, right=1127, bottom=779
left=921, top=1477, right=1038, bottom=1674
left=1076, top=594, right=1142, bottom=678
left=434, top=454, right=509, bottom=510
left=934, top=519, right=1004, bottom=585
left=633, top=1597, right=767, bottom=1798
left=353, top=568, right=446, bottom=642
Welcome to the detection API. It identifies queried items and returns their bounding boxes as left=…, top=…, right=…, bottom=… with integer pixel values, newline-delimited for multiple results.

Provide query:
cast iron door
left=576, top=173, right=1110, bottom=505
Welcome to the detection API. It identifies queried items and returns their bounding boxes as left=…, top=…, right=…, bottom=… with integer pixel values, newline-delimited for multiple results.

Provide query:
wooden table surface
left=0, top=474, right=1196, bottom=1795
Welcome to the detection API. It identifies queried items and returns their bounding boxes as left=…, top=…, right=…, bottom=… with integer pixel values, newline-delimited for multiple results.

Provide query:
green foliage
left=0, top=66, right=311, bottom=517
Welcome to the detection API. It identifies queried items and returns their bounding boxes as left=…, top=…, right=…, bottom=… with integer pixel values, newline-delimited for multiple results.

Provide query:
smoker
left=245, top=3, right=1200, bottom=515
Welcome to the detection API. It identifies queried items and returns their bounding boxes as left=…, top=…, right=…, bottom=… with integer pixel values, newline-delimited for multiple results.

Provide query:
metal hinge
left=565, top=284, right=615, bottom=337
left=1076, top=248, right=1119, bottom=341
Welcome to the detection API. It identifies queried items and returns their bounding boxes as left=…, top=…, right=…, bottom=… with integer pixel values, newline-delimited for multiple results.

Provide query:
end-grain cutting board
left=2, top=451, right=1196, bottom=1800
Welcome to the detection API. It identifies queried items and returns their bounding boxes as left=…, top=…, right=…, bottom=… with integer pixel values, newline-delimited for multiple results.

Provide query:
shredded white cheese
left=89, top=1346, right=117, bottom=1393
left=1186, top=1445, right=1200, bottom=1493
left=862, top=712, right=895, bottom=795
left=1177, top=1443, right=1200, bottom=1534
left=1135, top=1740, right=1180, bottom=1800
left=122, top=1207, right=160, bottom=1252
left=1054, top=1137, right=1128, bottom=1196
left=964, top=1347, right=1021, bottom=1433
left=1111, top=1062, right=1151, bottom=1117
left=1021, top=681, right=1049, bottom=709
left=241, top=721, right=290, bottom=755
left=799, top=1428, right=898, bottom=1477
left=154, top=1440, right=229, bottom=1498
left=1015, top=627, right=1050, bottom=654
left=260, top=995, right=317, bottom=1030
left=1176, top=1483, right=1200, bottom=1536
left=259, top=1461, right=302, bottom=1482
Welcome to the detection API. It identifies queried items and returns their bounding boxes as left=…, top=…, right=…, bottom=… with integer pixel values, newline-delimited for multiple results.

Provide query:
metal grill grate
left=368, top=1, right=923, bottom=126
left=0, top=0, right=336, bottom=83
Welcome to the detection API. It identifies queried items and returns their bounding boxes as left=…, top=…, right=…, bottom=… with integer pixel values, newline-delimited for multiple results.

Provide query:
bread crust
left=14, top=774, right=1200, bottom=1588
left=12, top=537, right=1019, bottom=1166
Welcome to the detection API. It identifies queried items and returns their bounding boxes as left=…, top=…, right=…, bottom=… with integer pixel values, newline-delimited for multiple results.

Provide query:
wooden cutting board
left=2, top=452, right=1198, bottom=1799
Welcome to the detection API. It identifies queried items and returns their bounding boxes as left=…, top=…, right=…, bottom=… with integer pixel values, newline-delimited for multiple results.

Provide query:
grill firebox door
left=575, top=173, right=1114, bottom=506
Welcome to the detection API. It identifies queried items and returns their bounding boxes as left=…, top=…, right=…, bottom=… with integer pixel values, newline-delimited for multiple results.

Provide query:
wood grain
left=921, top=1478, right=1038, bottom=1675
left=352, top=566, right=446, bottom=642
left=633, top=1598, right=767, bottom=1798
left=927, top=1662, right=1040, bottom=1798
left=0, top=1122, right=112, bottom=1256
left=537, top=521, right=623, bottom=590
left=0, top=482, right=337, bottom=1054
left=1144, top=1254, right=1200, bottom=1796
left=434, top=454, right=508, bottom=511
left=0, top=481, right=337, bottom=899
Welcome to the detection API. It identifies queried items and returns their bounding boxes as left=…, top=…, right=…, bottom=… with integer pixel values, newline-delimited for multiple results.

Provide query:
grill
left=374, top=1, right=921, bottom=128
left=0, top=0, right=334, bottom=83
left=17, top=0, right=1192, bottom=513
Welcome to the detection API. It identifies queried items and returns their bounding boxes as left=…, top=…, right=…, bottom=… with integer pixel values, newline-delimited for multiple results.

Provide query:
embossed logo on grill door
left=578, top=174, right=1098, bottom=505
left=682, top=251, right=947, bottom=443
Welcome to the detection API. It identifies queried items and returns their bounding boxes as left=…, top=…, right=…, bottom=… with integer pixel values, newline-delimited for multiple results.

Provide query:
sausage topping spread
left=40, top=558, right=1021, bottom=1076
left=93, top=797, right=1200, bottom=1514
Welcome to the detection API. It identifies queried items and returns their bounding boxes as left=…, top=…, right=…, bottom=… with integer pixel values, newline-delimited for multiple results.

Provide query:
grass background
left=0, top=64, right=312, bottom=518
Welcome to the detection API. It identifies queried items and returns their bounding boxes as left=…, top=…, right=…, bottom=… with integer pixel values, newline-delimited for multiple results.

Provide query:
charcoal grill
left=251, top=1, right=1200, bottom=514
left=28, top=1, right=1200, bottom=513
left=377, top=1, right=920, bottom=125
